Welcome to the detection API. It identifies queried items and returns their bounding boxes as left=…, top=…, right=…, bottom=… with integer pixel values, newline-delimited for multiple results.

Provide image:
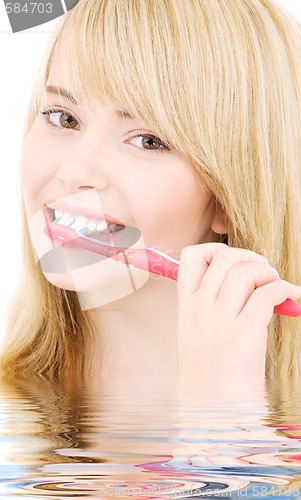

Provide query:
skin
left=20, top=64, right=301, bottom=392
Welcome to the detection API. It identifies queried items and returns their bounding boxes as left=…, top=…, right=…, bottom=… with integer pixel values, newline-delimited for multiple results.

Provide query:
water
left=0, top=376, right=301, bottom=499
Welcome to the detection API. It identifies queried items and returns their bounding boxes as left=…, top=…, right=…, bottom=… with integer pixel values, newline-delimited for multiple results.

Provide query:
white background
left=0, top=1, right=300, bottom=343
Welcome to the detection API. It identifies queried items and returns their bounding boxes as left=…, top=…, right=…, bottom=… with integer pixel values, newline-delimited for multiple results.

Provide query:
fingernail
left=293, top=285, right=301, bottom=292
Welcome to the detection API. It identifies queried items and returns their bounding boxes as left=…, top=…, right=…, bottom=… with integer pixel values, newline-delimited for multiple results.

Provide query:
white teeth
left=59, top=214, right=74, bottom=226
left=52, top=209, right=124, bottom=235
left=54, top=209, right=63, bottom=219
left=87, top=221, right=97, bottom=232
left=71, top=216, right=87, bottom=229
left=96, top=221, right=108, bottom=232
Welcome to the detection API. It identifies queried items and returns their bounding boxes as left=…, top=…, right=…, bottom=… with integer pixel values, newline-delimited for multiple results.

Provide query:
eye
left=39, top=108, right=80, bottom=130
left=38, top=109, right=171, bottom=154
left=127, top=134, right=170, bottom=154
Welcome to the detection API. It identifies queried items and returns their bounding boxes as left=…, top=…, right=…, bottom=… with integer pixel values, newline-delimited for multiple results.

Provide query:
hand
left=176, top=243, right=301, bottom=389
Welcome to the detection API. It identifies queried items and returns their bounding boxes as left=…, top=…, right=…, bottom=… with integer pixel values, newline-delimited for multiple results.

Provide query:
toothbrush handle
left=43, top=222, right=301, bottom=319
left=148, top=251, right=179, bottom=280
left=274, top=299, right=301, bottom=317
left=132, top=249, right=301, bottom=318
left=131, top=249, right=179, bottom=280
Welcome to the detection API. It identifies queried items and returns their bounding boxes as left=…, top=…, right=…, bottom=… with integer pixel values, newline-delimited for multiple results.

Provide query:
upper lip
left=44, top=200, right=125, bottom=226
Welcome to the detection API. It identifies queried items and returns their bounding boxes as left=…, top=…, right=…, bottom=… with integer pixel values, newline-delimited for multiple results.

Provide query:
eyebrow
left=45, top=85, right=134, bottom=119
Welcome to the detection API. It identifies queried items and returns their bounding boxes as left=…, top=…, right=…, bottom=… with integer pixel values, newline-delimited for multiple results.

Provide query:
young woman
left=1, top=0, right=301, bottom=389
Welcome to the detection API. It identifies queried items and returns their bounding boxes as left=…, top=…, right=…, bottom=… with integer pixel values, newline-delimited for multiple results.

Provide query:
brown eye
left=39, top=109, right=80, bottom=130
left=127, top=134, right=170, bottom=154
left=59, top=112, right=78, bottom=129
left=141, top=135, right=163, bottom=150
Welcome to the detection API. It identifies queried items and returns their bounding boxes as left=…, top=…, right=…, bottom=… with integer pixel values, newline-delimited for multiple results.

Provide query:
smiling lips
left=43, top=209, right=125, bottom=238
left=43, top=199, right=125, bottom=227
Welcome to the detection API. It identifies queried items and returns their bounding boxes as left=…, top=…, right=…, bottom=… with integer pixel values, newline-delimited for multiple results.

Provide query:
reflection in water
left=0, top=377, right=301, bottom=498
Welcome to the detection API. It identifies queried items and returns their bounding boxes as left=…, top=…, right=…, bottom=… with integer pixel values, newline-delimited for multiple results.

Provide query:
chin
left=42, top=256, right=150, bottom=309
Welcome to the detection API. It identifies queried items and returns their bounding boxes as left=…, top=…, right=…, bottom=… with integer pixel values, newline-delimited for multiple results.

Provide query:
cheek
left=136, top=172, right=209, bottom=225
left=129, top=170, right=210, bottom=248
left=20, top=128, right=57, bottom=206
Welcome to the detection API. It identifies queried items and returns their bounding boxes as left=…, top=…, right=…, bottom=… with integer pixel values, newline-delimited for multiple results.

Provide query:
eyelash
left=38, top=107, right=170, bottom=155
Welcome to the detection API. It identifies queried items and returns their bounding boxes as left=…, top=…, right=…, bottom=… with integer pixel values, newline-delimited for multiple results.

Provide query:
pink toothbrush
left=43, top=215, right=301, bottom=318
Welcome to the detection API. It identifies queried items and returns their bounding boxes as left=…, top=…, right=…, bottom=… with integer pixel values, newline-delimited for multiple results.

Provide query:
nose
left=55, top=131, right=110, bottom=191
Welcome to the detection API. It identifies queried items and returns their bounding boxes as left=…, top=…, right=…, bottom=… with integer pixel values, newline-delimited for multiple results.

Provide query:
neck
left=86, top=275, right=179, bottom=388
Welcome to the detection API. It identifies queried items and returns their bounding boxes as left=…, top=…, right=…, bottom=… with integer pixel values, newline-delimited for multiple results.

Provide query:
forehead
left=44, top=63, right=86, bottom=106
left=43, top=59, right=112, bottom=108
left=43, top=63, right=135, bottom=120
left=42, top=50, right=179, bottom=152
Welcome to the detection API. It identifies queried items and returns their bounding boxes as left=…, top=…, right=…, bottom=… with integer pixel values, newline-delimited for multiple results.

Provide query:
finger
left=177, top=242, right=229, bottom=296
left=216, top=263, right=280, bottom=319
left=197, top=247, right=269, bottom=301
left=238, top=280, right=301, bottom=329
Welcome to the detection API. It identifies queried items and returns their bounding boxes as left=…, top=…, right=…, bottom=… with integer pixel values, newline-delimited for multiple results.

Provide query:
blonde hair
left=1, top=0, right=301, bottom=379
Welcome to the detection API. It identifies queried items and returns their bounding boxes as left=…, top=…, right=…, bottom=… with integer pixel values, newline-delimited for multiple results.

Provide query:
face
left=20, top=64, right=221, bottom=303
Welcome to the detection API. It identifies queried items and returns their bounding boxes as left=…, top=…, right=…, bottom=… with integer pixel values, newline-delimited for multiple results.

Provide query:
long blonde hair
left=1, top=0, right=301, bottom=380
